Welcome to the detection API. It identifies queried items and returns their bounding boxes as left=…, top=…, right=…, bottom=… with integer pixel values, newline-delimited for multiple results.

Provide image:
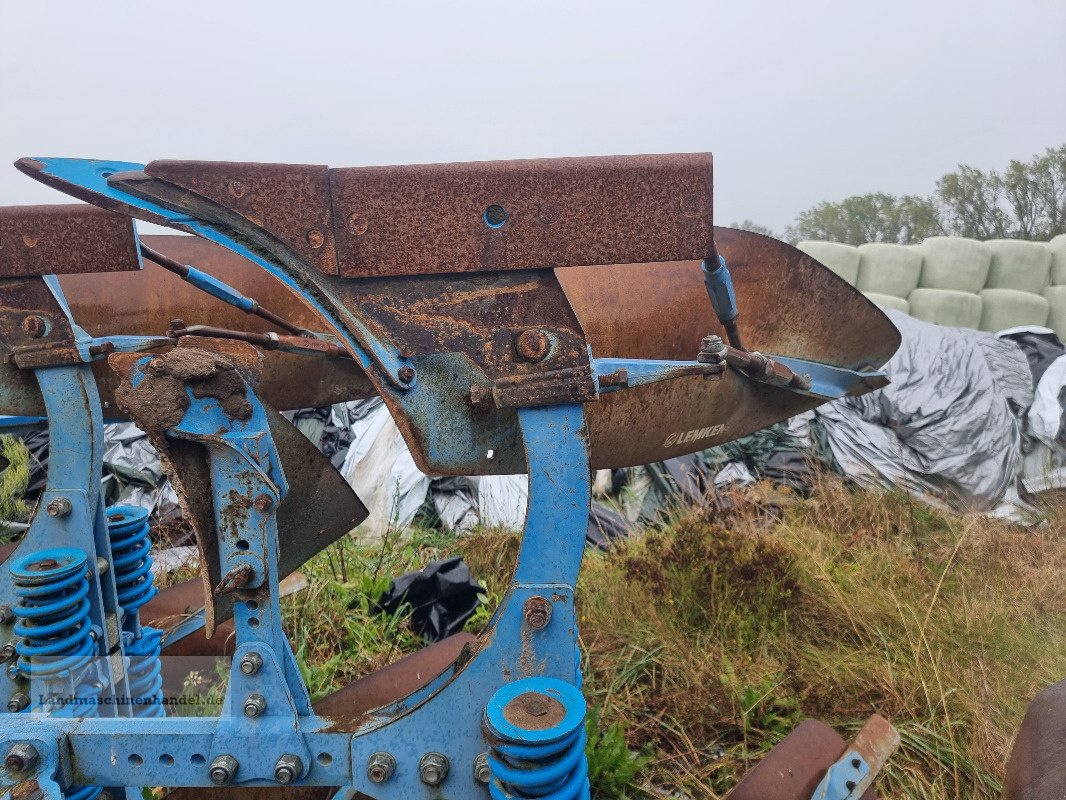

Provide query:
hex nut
left=243, top=693, right=267, bottom=718
left=7, top=692, right=30, bottom=712
left=473, top=752, right=491, bottom=785
left=209, top=754, right=239, bottom=785
left=238, top=652, right=263, bottom=676
left=4, top=742, right=39, bottom=772
left=46, top=498, right=72, bottom=518
left=523, top=595, right=552, bottom=630
left=419, top=752, right=449, bottom=786
left=0, top=605, right=12, bottom=624
left=366, top=751, right=397, bottom=784
left=274, top=753, right=303, bottom=784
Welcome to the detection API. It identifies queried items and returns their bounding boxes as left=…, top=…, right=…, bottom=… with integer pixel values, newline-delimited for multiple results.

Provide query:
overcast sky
left=1, top=1, right=1064, bottom=235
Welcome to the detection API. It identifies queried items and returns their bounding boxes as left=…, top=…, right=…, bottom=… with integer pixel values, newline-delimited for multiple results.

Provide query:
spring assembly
left=485, top=676, right=590, bottom=800
left=10, top=547, right=94, bottom=680
left=107, top=505, right=165, bottom=716
left=106, top=505, right=157, bottom=615
left=124, top=627, right=164, bottom=717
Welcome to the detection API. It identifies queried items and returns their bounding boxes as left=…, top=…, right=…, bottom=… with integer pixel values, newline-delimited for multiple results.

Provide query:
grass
left=199, top=469, right=1065, bottom=799
left=120, top=468, right=1066, bottom=797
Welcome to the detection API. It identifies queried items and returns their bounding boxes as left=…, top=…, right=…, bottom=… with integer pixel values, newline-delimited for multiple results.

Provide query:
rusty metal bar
left=167, top=323, right=350, bottom=359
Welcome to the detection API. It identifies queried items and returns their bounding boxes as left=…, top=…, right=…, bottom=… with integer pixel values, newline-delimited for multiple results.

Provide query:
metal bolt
left=238, top=652, right=263, bottom=676
left=515, top=328, right=551, bottom=362
left=419, top=752, right=449, bottom=786
left=8, top=692, right=30, bottom=712
left=697, top=334, right=726, bottom=364
left=243, top=693, right=267, bottom=718
left=4, top=742, right=39, bottom=773
left=22, top=316, right=47, bottom=339
left=523, top=595, right=552, bottom=631
left=0, top=642, right=16, bottom=662
left=7, top=663, right=20, bottom=679
left=473, top=752, right=491, bottom=785
left=398, top=365, right=416, bottom=384
left=229, top=180, right=245, bottom=198
left=46, top=497, right=72, bottom=518
left=366, top=751, right=396, bottom=784
left=95, top=557, right=110, bottom=576
left=306, top=230, right=325, bottom=249
left=0, top=605, right=13, bottom=624
left=253, top=494, right=273, bottom=513
left=209, top=754, right=239, bottom=785
left=347, top=213, right=369, bottom=236
left=274, top=753, right=303, bottom=784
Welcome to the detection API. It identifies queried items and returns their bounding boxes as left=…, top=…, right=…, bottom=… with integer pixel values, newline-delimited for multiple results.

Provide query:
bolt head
left=8, top=692, right=29, bottom=712
left=209, top=754, right=238, bottom=785
left=45, top=497, right=72, bottom=518
left=253, top=494, right=273, bottom=513
left=274, top=753, right=303, bottom=784
left=22, top=316, right=47, bottom=339
left=473, top=752, right=491, bottom=785
left=0, top=605, right=13, bottom=624
left=515, top=328, right=552, bottom=362
left=398, top=365, right=416, bottom=384
left=238, top=652, right=262, bottom=676
left=366, top=751, right=396, bottom=784
left=243, top=693, right=267, bottom=718
left=4, top=742, right=39, bottom=772
left=523, top=596, right=552, bottom=631
left=419, top=752, right=449, bottom=786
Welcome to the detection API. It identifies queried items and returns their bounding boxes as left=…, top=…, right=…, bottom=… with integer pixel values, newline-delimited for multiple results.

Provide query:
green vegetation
left=193, top=471, right=1064, bottom=799
left=779, top=143, right=1066, bottom=245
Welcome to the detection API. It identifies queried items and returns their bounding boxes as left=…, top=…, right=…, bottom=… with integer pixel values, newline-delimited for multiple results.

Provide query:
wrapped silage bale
left=856, top=243, right=923, bottom=298
left=796, top=241, right=860, bottom=285
left=978, top=288, right=1050, bottom=332
left=985, top=239, right=1052, bottom=293
left=862, top=291, right=910, bottom=313
left=1042, top=286, right=1066, bottom=339
left=908, top=288, right=982, bottom=328
left=918, top=237, right=992, bottom=292
left=1049, top=234, right=1066, bottom=285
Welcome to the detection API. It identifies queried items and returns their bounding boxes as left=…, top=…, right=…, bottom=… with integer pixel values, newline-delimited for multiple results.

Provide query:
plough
left=0, top=152, right=909, bottom=799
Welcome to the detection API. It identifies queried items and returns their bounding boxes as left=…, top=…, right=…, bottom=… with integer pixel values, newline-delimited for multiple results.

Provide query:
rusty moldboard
left=0, top=203, right=140, bottom=277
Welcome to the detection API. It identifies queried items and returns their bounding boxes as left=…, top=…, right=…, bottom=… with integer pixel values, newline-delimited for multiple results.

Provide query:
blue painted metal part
left=0, top=395, right=591, bottom=797
left=484, top=677, right=590, bottom=800
left=810, top=750, right=870, bottom=800
left=701, top=255, right=738, bottom=324
left=182, top=264, right=256, bottom=312
left=26, top=158, right=415, bottom=390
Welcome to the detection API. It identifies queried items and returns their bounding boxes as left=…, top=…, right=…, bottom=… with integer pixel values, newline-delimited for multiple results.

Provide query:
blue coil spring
left=485, top=677, right=591, bottom=800
left=107, top=505, right=166, bottom=716
left=125, top=627, right=165, bottom=717
left=10, top=548, right=94, bottom=679
left=106, top=505, right=157, bottom=615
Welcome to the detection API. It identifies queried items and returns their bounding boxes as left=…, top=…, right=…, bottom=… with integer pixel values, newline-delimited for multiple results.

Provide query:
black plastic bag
left=376, top=556, right=485, bottom=642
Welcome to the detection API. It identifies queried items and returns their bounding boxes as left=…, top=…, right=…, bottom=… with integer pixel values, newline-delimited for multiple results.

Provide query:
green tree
left=784, top=192, right=942, bottom=245
left=729, top=219, right=778, bottom=239
left=786, top=144, right=1066, bottom=245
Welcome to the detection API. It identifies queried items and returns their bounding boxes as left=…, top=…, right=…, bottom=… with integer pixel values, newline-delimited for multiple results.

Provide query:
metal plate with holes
left=142, top=154, right=715, bottom=277
left=0, top=203, right=140, bottom=277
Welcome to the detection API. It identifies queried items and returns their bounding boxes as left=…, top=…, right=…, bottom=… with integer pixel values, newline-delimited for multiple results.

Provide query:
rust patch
left=144, top=161, right=339, bottom=275
left=0, top=203, right=140, bottom=277
left=503, top=691, right=566, bottom=731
